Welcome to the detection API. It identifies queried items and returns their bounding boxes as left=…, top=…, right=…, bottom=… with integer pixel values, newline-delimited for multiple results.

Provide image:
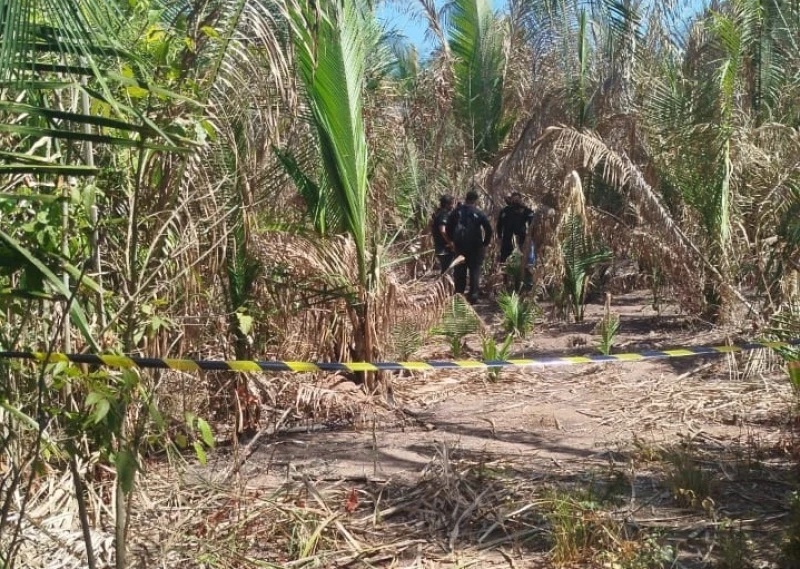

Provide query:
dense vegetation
left=1, top=0, right=799, bottom=567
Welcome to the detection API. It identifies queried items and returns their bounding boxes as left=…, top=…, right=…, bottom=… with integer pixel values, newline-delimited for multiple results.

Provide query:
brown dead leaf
left=344, top=488, right=358, bottom=514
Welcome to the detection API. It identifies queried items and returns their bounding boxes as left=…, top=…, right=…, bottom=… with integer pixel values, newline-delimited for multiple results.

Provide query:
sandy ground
left=168, top=291, right=798, bottom=568
left=128, top=293, right=800, bottom=569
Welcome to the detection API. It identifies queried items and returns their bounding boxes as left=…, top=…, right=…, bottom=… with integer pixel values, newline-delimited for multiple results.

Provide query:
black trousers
left=453, top=248, right=485, bottom=299
left=437, top=252, right=454, bottom=274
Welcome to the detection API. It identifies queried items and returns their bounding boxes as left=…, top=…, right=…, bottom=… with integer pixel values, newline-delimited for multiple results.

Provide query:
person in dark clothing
left=496, top=191, right=534, bottom=263
left=431, top=195, right=455, bottom=273
left=446, top=190, right=493, bottom=303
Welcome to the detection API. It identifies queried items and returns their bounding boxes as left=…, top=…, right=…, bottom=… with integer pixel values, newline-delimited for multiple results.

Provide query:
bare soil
left=138, top=291, right=799, bottom=568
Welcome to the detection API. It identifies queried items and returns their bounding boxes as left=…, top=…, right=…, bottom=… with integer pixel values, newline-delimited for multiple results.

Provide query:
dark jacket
left=497, top=204, right=534, bottom=245
left=445, top=203, right=493, bottom=253
left=431, top=207, right=452, bottom=255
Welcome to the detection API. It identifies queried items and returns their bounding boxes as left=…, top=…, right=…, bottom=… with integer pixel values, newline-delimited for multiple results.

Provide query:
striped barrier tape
left=0, top=339, right=798, bottom=373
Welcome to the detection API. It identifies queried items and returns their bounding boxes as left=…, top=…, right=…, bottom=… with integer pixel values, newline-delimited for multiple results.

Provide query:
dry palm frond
left=1, top=461, right=115, bottom=569
left=294, top=382, right=364, bottom=425
left=256, top=231, right=453, bottom=365
left=520, top=125, right=758, bottom=316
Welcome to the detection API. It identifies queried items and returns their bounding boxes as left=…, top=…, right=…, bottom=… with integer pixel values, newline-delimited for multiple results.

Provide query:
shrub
left=497, top=291, right=538, bottom=338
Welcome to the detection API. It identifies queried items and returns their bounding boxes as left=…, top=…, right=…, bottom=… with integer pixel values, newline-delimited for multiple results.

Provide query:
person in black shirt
left=446, top=190, right=493, bottom=303
left=497, top=191, right=534, bottom=263
left=431, top=195, right=455, bottom=273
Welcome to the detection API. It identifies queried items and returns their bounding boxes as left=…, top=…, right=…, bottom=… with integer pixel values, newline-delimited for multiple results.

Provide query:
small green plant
left=597, top=293, right=620, bottom=355
left=481, top=334, right=514, bottom=381
left=665, top=446, right=715, bottom=510
left=389, top=321, right=424, bottom=360
left=716, top=519, right=753, bottom=569
left=431, top=295, right=481, bottom=357
left=561, top=214, right=612, bottom=322
left=548, top=493, right=608, bottom=564
left=502, top=250, right=529, bottom=291
left=546, top=481, right=674, bottom=568
left=497, top=290, right=538, bottom=337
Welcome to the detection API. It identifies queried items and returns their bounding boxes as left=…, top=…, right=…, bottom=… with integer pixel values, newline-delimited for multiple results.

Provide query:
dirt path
left=166, top=292, right=798, bottom=567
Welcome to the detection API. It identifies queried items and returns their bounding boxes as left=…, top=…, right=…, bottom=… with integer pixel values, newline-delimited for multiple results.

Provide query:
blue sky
left=377, top=0, right=707, bottom=57
left=378, top=1, right=508, bottom=57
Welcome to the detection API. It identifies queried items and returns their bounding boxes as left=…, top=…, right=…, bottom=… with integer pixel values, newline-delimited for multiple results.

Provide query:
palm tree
left=447, top=0, right=512, bottom=165
left=284, top=0, right=380, bottom=387
left=0, top=1, right=291, bottom=566
left=643, top=0, right=800, bottom=318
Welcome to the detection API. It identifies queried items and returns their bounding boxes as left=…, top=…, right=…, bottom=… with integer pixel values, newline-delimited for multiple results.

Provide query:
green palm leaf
left=0, top=229, right=99, bottom=351
left=448, top=0, right=511, bottom=163
left=288, top=0, right=371, bottom=282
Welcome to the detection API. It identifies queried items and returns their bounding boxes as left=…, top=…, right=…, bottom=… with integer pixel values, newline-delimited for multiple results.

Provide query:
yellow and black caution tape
left=0, top=339, right=798, bottom=373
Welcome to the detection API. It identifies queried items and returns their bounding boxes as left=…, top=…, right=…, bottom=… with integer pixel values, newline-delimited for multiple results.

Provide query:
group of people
left=431, top=190, right=534, bottom=303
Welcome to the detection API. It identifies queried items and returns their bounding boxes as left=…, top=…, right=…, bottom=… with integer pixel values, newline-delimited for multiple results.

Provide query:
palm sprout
left=447, top=0, right=512, bottom=164
left=497, top=290, right=538, bottom=337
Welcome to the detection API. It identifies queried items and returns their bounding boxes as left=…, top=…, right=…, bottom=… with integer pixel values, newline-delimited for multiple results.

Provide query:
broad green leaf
left=85, top=391, right=104, bottom=407
left=197, top=418, right=215, bottom=448
left=0, top=229, right=99, bottom=352
left=193, top=441, right=208, bottom=465
left=201, top=25, right=220, bottom=39
left=91, top=398, right=111, bottom=424
left=126, top=85, right=151, bottom=98
left=236, top=311, right=254, bottom=336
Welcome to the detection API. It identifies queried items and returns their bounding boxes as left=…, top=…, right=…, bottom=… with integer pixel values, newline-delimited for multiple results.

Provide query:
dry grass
left=1, top=461, right=115, bottom=569
left=126, top=446, right=548, bottom=568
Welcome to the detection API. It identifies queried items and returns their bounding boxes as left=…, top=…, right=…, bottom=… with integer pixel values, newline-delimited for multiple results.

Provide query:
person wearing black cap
left=496, top=191, right=534, bottom=263
left=446, top=190, right=493, bottom=302
left=431, top=195, right=455, bottom=273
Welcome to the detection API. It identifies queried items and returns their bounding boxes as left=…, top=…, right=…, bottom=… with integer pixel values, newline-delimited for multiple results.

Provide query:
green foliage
left=447, top=0, right=512, bottom=163
left=480, top=334, right=513, bottom=381
left=288, top=0, right=371, bottom=282
left=432, top=295, right=481, bottom=357
left=390, top=322, right=425, bottom=361
left=597, top=306, right=620, bottom=356
left=561, top=215, right=612, bottom=322
left=665, top=446, right=716, bottom=510
left=0, top=228, right=99, bottom=351
left=547, top=488, right=674, bottom=567
left=716, top=519, right=754, bottom=569
left=497, top=291, right=537, bottom=338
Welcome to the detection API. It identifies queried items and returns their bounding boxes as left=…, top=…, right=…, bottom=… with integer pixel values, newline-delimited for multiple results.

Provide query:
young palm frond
left=497, top=290, right=538, bottom=337
left=481, top=333, right=514, bottom=381
left=0, top=0, right=192, bottom=180
left=287, top=0, right=371, bottom=281
left=431, top=295, right=483, bottom=357
left=447, top=0, right=511, bottom=163
left=562, top=214, right=612, bottom=322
